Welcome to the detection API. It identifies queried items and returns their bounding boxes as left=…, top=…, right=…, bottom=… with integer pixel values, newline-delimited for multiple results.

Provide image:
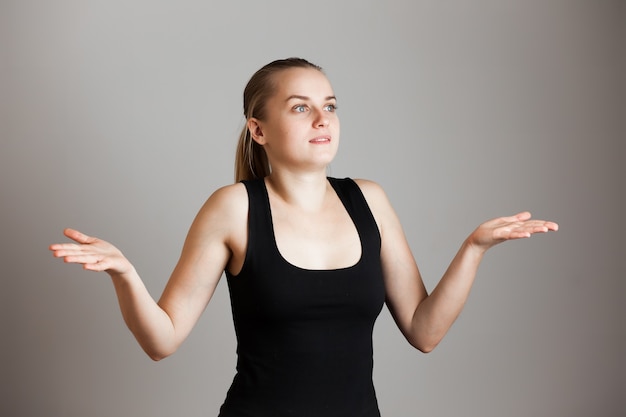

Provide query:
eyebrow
left=285, top=95, right=337, bottom=102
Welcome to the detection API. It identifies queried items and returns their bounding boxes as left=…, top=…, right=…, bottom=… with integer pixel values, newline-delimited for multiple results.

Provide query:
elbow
left=148, top=352, right=168, bottom=362
left=405, top=320, right=445, bottom=353
left=144, top=345, right=176, bottom=362
left=415, top=343, right=436, bottom=354
left=135, top=331, right=179, bottom=361
left=409, top=336, right=441, bottom=354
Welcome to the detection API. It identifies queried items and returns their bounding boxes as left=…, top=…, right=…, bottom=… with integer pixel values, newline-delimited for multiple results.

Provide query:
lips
left=309, top=136, right=331, bottom=143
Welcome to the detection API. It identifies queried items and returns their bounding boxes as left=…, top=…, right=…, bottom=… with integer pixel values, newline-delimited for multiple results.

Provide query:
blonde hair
left=234, top=58, right=323, bottom=182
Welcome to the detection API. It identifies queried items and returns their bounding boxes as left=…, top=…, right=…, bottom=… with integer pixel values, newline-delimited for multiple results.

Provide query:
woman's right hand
left=49, top=228, right=134, bottom=276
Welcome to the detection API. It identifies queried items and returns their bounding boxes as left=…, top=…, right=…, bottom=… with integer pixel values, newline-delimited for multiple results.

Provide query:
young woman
left=50, top=57, right=558, bottom=417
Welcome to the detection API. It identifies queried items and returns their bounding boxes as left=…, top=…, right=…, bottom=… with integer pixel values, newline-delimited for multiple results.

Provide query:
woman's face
left=249, top=67, right=340, bottom=173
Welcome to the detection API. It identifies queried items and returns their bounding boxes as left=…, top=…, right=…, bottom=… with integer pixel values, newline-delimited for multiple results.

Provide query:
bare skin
left=50, top=67, right=558, bottom=359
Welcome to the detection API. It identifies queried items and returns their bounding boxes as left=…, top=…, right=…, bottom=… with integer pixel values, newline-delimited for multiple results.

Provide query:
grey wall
left=1, top=1, right=624, bottom=416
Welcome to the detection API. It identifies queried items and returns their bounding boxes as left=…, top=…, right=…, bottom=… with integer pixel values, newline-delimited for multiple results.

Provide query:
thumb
left=63, top=228, right=97, bottom=244
left=512, top=211, right=532, bottom=221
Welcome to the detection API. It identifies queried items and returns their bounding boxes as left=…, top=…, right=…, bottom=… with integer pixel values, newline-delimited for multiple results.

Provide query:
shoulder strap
left=242, top=178, right=276, bottom=231
left=237, top=178, right=279, bottom=273
left=328, top=177, right=381, bottom=257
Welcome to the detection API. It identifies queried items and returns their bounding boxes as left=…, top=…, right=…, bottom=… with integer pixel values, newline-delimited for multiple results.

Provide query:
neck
left=265, top=169, right=330, bottom=212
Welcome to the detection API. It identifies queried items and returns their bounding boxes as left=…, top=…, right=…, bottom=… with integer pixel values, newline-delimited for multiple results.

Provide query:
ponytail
left=234, top=126, right=270, bottom=182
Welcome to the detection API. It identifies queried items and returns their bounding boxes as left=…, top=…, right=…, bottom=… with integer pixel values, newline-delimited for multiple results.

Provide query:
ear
left=247, top=118, right=266, bottom=145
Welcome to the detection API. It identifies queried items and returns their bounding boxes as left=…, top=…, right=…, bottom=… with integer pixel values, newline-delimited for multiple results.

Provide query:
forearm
left=109, top=268, right=177, bottom=361
left=411, top=239, right=485, bottom=352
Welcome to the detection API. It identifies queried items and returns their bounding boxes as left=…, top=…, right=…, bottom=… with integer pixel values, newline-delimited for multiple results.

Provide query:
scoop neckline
left=261, top=177, right=364, bottom=273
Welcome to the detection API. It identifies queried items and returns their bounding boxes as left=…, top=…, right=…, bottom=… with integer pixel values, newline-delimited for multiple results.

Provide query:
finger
left=63, top=228, right=97, bottom=244
left=514, top=222, right=557, bottom=236
left=520, top=220, right=558, bottom=232
left=52, top=248, right=96, bottom=258
left=495, top=212, right=531, bottom=225
left=50, top=243, right=101, bottom=256
left=514, top=211, right=532, bottom=221
left=63, top=254, right=103, bottom=265
left=49, top=243, right=83, bottom=252
left=527, top=224, right=554, bottom=234
left=545, top=221, right=559, bottom=231
left=515, top=217, right=558, bottom=231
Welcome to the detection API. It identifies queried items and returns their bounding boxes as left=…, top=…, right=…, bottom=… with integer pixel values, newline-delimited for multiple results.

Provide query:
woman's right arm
left=49, top=183, right=248, bottom=361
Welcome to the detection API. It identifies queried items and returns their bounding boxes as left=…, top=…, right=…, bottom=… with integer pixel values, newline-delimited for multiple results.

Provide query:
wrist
left=107, top=263, right=138, bottom=284
left=463, top=235, right=489, bottom=257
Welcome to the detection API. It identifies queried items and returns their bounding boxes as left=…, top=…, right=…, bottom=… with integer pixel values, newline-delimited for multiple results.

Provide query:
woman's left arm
left=356, top=180, right=558, bottom=353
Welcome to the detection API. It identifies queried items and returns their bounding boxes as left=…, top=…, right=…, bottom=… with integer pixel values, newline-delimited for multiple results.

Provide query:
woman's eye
left=293, top=105, right=307, bottom=112
left=324, top=104, right=337, bottom=112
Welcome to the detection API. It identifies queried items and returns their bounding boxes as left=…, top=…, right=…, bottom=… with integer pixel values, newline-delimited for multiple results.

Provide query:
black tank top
left=219, top=177, right=385, bottom=417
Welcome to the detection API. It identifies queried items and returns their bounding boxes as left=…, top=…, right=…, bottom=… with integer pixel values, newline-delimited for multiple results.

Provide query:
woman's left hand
left=468, top=211, right=558, bottom=252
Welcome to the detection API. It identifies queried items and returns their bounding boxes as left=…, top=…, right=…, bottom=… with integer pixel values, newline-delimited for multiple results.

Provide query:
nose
left=313, top=108, right=329, bottom=128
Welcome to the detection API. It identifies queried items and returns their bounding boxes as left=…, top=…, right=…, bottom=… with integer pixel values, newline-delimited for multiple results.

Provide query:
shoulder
left=199, top=182, right=247, bottom=211
left=191, top=183, right=248, bottom=234
left=206, top=182, right=248, bottom=209
left=352, top=178, right=391, bottom=207
left=351, top=178, right=398, bottom=230
left=351, top=179, right=410, bottom=256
